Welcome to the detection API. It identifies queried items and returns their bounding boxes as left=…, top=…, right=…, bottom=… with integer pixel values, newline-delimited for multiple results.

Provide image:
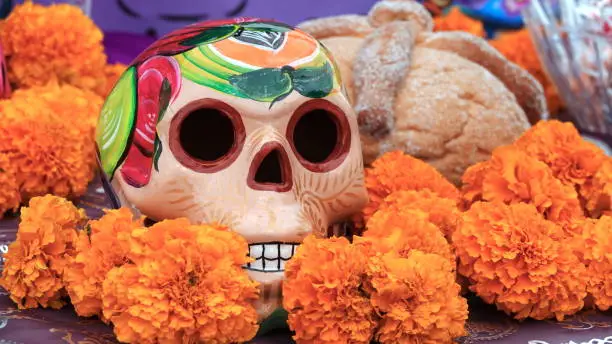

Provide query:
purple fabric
left=1, top=174, right=612, bottom=343
left=103, top=31, right=156, bottom=65
left=90, top=0, right=377, bottom=39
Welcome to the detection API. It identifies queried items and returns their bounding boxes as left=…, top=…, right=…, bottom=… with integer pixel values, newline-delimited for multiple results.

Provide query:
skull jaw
left=235, top=206, right=316, bottom=320
left=247, top=270, right=285, bottom=321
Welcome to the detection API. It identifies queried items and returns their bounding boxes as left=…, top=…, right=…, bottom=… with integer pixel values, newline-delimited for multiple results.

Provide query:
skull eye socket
left=169, top=99, right=245, bottom=173
left=287, top=99, right=351, bottom=173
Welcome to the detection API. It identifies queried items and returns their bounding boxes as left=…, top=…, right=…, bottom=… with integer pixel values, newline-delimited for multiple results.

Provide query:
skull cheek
left=286, top=98, right=368, bottom=236
left=117, top=97, right=249, bottom=224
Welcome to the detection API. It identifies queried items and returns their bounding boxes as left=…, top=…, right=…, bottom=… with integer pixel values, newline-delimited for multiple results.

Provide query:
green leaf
left=269, top=91, right=291, bottom=109
left=241, top=22, right=293, bottom=32
left=229, top=68, right=293, bottom=102
left=153, top=137, right=162, bottom=172
left=292, top=62, right=334, bottom=99
left=180, top=25, right=238, bottom=47
left=158, top=78, right=171, bottom=122
left=96, top=66, right=137, bottom=179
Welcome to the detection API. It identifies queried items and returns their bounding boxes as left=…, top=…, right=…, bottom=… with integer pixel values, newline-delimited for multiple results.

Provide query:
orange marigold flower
left=453, top=202, right=587, bottom=320
left=461, top=145, right=584, bottom=224
left=358, top=209, right=455, bottom=269
left=101, top=219, right=259, bottom=344
left=364, top=151, right=459, bottom=218
left=570, top=216, right=612, bottom=311
left=0, top=195, right=86, bottom=309
left=71, top=63, right=127, bottom=98
left=64, top=208, right=142, bottom=320
left=434, top=7, right=485, bottom=37
left=0, top=83, right=102, bottom=200
left=0, top=2, right=107, bottom=91
left=490, top=29, right=564, bottom=115
left=514, top=120, right=605, bottom=186
left=283, top=235, right=377, bottom=344
left=371, top=189, right=461, bottom=240
left=366, top=251, right=467, bottom=343
left=580, top=158, right=612, bottom=218
left=100, top=63, right=127, bottom=97
left=0, top=153, right=20, bottom=218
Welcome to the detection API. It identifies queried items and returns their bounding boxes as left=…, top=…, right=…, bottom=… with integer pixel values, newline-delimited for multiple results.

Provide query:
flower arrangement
left=0, top=120, right=610, bottom=343
left=456, top=120, right=612, bottom=320
left=1, top=196, right=261, bottom=344
left=0, top=83, right=103, bottom=201
left=283, top=235, right=467, bottom=344
left=0, top=195, right=86, bottom=309
left=0, top=1, right=122, bottom=97
left=0, top=2, right=125, bottom=219
left=0, top=150, right=472, bottom=343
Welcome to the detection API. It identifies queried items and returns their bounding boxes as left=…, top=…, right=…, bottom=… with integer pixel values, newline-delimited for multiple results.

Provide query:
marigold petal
left=0, top=83, right=103, bottom=200
left=283, top=235, right=377, bottom=344
left=364, top=151, right=459, bottom=220
left=366, top=251, right=468, bottom=344
left=453, top=202, right=587, bottom=320
left=461, top=145, right=584, bottom=225
left=101, top=218, right=260, bottom=344
left=0, top=195, right=85, bottom=309
left=1, top=2, right=107, bottom=92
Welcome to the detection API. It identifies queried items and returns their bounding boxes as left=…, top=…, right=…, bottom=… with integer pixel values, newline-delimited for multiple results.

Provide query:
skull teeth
left=244, top=243, right=299, bottom=272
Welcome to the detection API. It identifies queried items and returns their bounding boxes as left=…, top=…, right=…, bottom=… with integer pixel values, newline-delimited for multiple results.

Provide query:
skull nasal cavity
left=255, top=150, right=283, bottom=184
left=249, top=144, right=292, bottom=192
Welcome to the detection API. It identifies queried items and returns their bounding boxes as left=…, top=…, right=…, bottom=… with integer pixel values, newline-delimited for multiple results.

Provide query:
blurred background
left=3, top=0, right=534, bottom=37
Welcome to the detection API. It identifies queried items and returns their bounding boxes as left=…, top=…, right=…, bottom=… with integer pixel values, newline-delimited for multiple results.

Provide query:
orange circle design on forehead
left=211, top=29, right=320, bottom=69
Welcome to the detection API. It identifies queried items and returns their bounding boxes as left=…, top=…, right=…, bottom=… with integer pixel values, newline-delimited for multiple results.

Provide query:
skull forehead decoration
left=96, top=18, right=368, bottom=319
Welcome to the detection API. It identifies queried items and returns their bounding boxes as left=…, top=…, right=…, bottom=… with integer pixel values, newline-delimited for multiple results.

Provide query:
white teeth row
left=244, top=243, right=299, bottom=272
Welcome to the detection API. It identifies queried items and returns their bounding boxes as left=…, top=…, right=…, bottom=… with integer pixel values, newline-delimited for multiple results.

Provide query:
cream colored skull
left=113, top=79, right=367, bottom=318
left=97, top=20, right=369, bottom=320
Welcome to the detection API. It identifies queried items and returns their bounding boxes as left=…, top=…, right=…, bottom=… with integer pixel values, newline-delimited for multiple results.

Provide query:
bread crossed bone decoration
left=299, top=0, right=549, bottom=183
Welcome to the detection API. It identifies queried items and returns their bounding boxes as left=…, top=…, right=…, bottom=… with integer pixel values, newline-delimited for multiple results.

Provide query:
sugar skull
left=95, top=18, right=368, bottom=320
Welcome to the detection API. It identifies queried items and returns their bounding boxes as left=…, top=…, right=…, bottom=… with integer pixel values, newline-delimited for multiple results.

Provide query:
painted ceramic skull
left=95, top=18, right=368, bottom=320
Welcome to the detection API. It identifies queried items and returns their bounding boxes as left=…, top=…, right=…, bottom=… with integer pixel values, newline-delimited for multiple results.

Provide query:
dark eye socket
left=180, top=108, right=234, bottom=161
left=169, top=99, right=245, bottom=173
left=293, top=109, right=338, bottom=163
left=287, top=100, right=351, bottom=173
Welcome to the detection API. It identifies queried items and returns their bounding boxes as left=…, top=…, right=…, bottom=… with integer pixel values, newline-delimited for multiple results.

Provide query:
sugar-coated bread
left=385, top=47, right=530, bottom=183
left=299, top=0, right=546, bottom=184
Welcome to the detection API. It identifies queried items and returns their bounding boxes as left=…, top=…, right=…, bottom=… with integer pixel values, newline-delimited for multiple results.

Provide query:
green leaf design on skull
left=153, top=137, right=162, bottom=172
left=241, top=22, right=293, bottom=32
left=228, top=62, right=335, bottom=106
left=229, top=68, right=293, bottom=103
left=292, top=62, right=334, bottom=99
left=158, top=78, right=172, bottom=122
left=180, top=25, right=239, bottom=47
left=95, top=66, right=137, bottom=178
